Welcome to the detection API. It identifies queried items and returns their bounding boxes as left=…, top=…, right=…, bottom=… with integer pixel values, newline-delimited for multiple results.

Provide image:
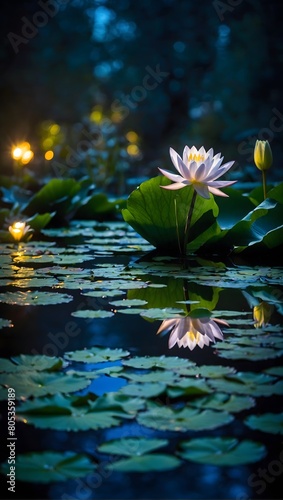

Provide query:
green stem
left=183, top=189, right=197, bottom=255
left=262, top=170, right=267, bottom=200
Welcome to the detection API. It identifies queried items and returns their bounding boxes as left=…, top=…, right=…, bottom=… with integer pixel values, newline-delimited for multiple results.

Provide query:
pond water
left=0, top=221, right=283, bottom=500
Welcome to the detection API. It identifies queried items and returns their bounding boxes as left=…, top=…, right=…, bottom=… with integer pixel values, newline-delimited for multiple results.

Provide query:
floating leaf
left=0, top=355, right=64, bottom=373
left=111, top=454, right=181, bottom=472
left=137, top=404, right=233, bottom=432
left=0, top=291, right=73, bottom=306
left=167, top=379, right=212, bottom=398
left=17, top=393, right=142, bottom=431
left=245, top=413, right=283, bottom=434
left=178, top=437, right=266, bottom=465
left=98, top=438, right=168, bottom=457
left=209, top=372, right=283, bottom=397
left=0, top=372, right=90, bottom=398
left=65, top=347, right=129, bottom=364
left=123, top=356, right=195, bottom=370
left=217, top=343, right=283, bottom=361
left=0, top=451, right=93, bottom=483
left=119, top=382, right=166, bottom=398
left=71, top=310, right=114, bottom=319
left=191, top=393, right=255, bottom=413
left=0, top=318, right=13, bottom=330
left=109, top=299, right=148, bottom=307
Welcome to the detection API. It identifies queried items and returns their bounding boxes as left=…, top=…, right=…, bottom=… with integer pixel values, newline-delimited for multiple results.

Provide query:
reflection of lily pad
left=179, top=437, right=266, bottom=465
left=111, top=454, right=181, bottom=472
left=0, top=451, right=94, bottom=483
left=0, top=291, right=73, bottom=306
left=245, top=413, right=283, bottom=434
left=65, top=347, right=130, bottom=364
left=137, top=404, right=233, bottom=431
left=98, top=438, right=168, bottom=456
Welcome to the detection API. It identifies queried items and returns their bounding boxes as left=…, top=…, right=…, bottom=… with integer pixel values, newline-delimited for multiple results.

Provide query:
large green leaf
left=25, top=179, right=82, bottom=216
left=0, top=451, right=93, bottom=483
left=178, top=437, right=266, bottom=465
left=122, top=175, right=219, bottom=252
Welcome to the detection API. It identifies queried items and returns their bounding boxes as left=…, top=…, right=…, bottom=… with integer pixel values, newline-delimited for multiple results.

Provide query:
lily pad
left=0, top=318, right=13, bottom=330
left=0, top=355, right=64, bottom=373
left=64, top=347, right=129, bottom=364
left=109, top=299, right=148, bottom=307
left=122, top=175, right=219, bottom=252
left=123, top=356, right=195, bottom=370
left=0, top=372, right=90, bottom=398
left=111, top=454, right=181, bottom=472
left=98, top=438, right=168, bottom=456
left=0, top=291, right=73, bottom=306
left=178, top=437, right=266, bottom=465
left=191, top=393, right=255, bottom=413
left=137, top=404, right=233, bottom=432
left=17, top=393, right=143, bottom=431
left=245, top=413, right=283, bottom=434
left=71, top=310, right=114, bottom=319
left=0, top=451, right=94, bottom=483
left=119, top=382, right=166, bottom=398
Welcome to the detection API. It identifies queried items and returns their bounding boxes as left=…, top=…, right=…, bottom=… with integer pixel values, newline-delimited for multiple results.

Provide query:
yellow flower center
left=188, top=153, right=205, bottom=163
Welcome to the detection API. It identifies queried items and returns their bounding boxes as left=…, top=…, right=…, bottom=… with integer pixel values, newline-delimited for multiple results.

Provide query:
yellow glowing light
left=21, top=150, right=34, bottom=165
left=90, top=110, right=103, bottom=123
left=8, top=222, right=30, bottom=242
left=12, top=142, right=31, bottom=160
left=49, top=124, right=60, bottom=135
left=42, top=138, right=54, bottom=150
left=111, top=112, right=123, bottom=123
left=12, top=147, right=22, bottom=160
left=21, top=142, right=30, bottom=151
left=126, top=131, right=139, bottom=143
left=45, top=150, right=54, bottom=161
left=127, top=144, right=140, bottom=156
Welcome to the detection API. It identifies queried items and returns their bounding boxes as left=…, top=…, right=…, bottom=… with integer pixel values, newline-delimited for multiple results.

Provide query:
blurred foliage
left=1, top=0, right=283, bottom=186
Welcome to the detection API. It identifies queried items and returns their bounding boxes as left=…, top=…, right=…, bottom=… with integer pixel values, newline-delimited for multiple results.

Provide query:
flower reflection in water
left=157, top=316, right=228, bottom=350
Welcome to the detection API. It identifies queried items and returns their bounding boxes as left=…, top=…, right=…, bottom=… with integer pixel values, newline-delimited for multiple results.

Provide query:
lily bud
left=253, top=301, right=274, bottom=328
left=254, top=140, right=273, bottom=171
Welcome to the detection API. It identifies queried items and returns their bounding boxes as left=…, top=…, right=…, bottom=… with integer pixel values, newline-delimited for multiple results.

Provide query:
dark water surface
left=0, top=222, right=282, bottom=500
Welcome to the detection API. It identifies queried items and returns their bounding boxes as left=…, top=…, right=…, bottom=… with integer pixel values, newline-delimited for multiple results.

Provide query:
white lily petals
left=159, top=144, right=236, bottom=199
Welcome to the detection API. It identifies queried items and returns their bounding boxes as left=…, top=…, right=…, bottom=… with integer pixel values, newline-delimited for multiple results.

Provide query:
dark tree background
left=1, top=0, right=283, bottom=180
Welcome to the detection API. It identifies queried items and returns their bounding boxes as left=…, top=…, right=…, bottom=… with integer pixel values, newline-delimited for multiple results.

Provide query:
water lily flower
left=8, top=221, right=31, bottom=242
left=253, top=301, right=274, bottom=328
left=254, top=140, right=273, bottom=171
left=158, top=145, right=236, bottom=199
left=157, top=316, right=228, bottom=350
